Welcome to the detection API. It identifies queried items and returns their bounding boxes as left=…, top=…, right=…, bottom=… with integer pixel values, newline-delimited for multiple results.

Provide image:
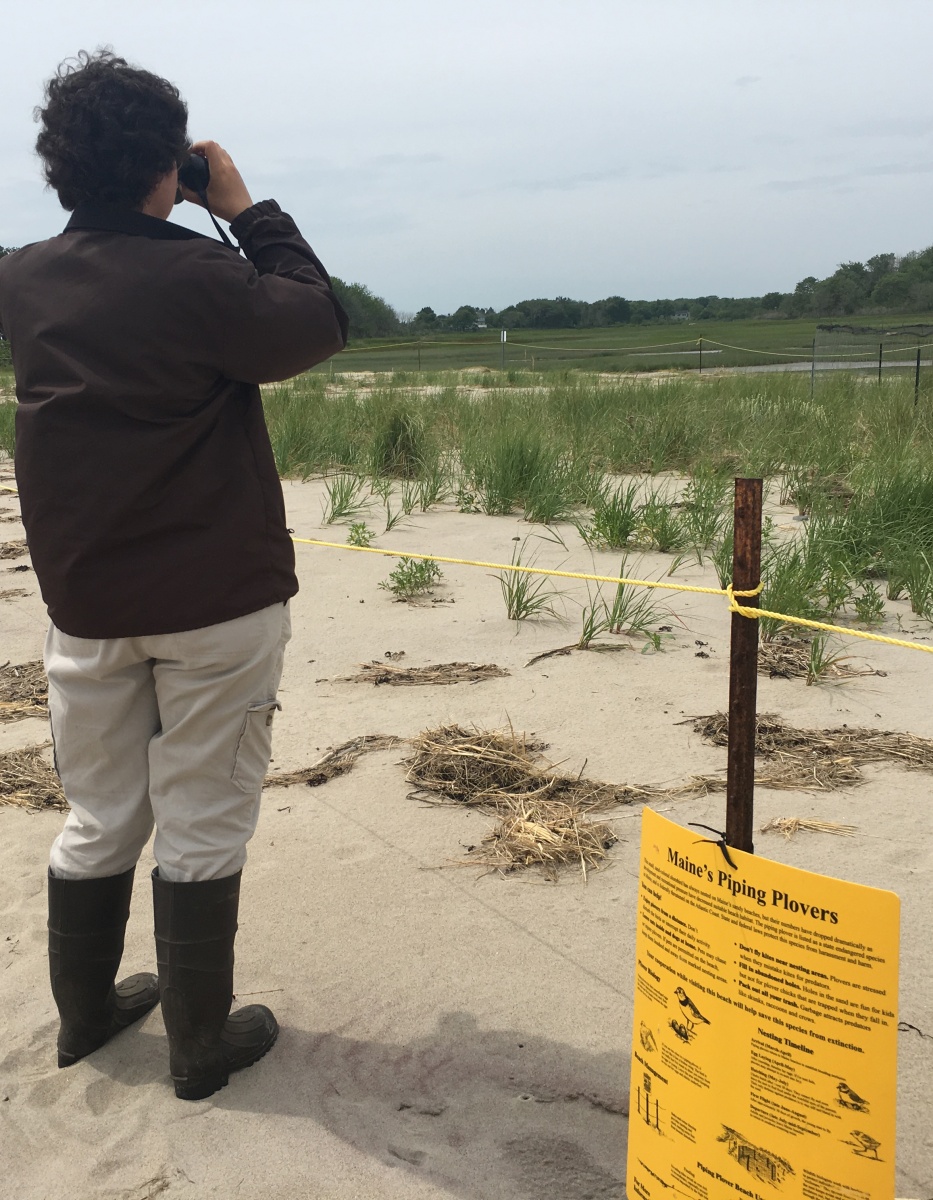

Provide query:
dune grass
left=263, top=368, right=933, bottom=639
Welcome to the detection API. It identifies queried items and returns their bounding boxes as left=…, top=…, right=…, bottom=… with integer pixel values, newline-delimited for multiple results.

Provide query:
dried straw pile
left=761, top=817, right=857, bottom=838
left=0, top=745, right=65, bottom=810
left=405, top=724, right=640, bottom=879
left=693, top=712, right=933, bottom=791
left=0, top=660, right=48, bottom=723
left=338, top=662, right=510, bottom=687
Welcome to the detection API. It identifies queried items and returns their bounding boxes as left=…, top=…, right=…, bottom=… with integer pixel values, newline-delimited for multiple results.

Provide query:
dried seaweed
left=405, top=724, right=641, bottom=879
left=0, top=539, right=28, bottom=560
left=264, top=734, right=404, bottom=788
left=0, top=660, right=48, bottom=723
left=0, top=744, right=65, bottom=810
left=471, top=797, right=618, bottom=880
left=336, top=661, right=510, bottom=687
left=760, top=817, right=858, bottom=839
left=691, top=712, right=933, bottom=791
left=0, top=588, right=30, bottom=600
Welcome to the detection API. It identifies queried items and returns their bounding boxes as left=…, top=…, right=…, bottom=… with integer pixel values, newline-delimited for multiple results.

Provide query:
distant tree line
left=407, top=245, right=933, bottom=333
left=6, top=243, right=933, bottom=351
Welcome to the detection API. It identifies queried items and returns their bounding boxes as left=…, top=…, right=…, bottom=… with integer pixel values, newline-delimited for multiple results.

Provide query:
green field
left=317, top=313, right=933, bottom=374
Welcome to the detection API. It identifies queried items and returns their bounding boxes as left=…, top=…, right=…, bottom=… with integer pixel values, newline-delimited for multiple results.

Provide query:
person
left=0, top=50, right=348, bottom=1101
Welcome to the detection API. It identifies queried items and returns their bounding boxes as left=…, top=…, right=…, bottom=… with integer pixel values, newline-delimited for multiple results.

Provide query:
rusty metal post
left=726, top=478, right=763, bottom=854
left=915, top=346, right=921, bottom=406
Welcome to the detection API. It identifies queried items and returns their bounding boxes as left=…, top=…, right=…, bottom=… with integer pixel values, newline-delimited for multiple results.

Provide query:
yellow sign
left=628, top=809, right=899, bottom=1200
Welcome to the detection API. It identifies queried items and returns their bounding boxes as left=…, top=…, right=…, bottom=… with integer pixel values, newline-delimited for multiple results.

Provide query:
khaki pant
left=46, top=603, right=291, bottom=882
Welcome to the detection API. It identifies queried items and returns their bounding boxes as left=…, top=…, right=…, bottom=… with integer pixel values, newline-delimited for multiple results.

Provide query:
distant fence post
left=810, top=337, right=816, bottom=398
left=916, top=346, right=922, bottom=406
left=726, top=478, right=763, bottom=855
left=501, top=329, right=507, bottom=371
left=878, top=342, right=883, bottom=384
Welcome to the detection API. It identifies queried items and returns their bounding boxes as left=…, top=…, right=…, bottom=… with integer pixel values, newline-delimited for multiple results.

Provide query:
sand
left=1, top=473, right=931, bottom=1199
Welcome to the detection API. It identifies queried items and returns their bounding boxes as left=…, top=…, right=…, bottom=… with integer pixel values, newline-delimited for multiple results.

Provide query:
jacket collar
left=65, top=205, right=210, bottom=242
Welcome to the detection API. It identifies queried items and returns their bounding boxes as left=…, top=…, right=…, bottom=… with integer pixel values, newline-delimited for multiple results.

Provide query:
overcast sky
left=3, top=0, right=933, bottom=313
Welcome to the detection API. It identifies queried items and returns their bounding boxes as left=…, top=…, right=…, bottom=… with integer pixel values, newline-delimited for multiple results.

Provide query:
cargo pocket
left=232, top=700, right=281, bottom=793
left=48, top=710, right=61, bottom=779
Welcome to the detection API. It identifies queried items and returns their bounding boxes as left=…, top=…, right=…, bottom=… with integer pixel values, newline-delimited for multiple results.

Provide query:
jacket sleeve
left=217, top=200, right=348, bottom=384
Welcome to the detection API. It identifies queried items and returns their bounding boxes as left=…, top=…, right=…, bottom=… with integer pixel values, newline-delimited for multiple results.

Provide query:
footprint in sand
left=502, top=1134, right=624, bottom=1199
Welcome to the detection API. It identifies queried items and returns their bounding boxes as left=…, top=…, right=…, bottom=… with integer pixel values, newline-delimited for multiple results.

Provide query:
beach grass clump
left=900, top=550, right=933, bottom=618
left=363, top=392, right=426, bottom=478
left=758, top=540, right=826, bottom=641
left=806, top=636, right=851, bottom=685
left=415, top=459, right=452, bottom=511
left=636, top=486, right=689, bottom=553
left=522, top=464, right=576, bottom=525
left=461, top=419, right=568, bottom=517
left=264, top=376, right=360, bottom=476
left=497, top=538, right=564, bottom=621
left=679, top=471, right=731, bottom=551
left=321, top=474, right=371, bottom=524
left=576, top=481, right=639, bottom=549
left=574, top=558, right=669, bottom=652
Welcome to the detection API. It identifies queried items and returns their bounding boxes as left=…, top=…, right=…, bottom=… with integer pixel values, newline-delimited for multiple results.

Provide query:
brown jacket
left=0, top=200, right=347, bottom=638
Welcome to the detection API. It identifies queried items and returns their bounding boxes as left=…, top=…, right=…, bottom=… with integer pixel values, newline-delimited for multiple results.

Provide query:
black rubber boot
left=152, top=868, right=278, bottom=1101
left=48, top=866, right=160, bottom=1068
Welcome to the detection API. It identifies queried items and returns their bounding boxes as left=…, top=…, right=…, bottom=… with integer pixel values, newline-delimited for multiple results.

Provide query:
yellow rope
left=290, top=535, right=755, bottom=597
left=1, top=489, right=929, bottom=656
left=729, top=598, right=933, bottom=655
left=293, top=536, right=933, bottom=657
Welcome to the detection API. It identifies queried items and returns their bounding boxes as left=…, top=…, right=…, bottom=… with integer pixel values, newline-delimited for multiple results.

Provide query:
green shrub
left=379, top=557, right=443, bottom=599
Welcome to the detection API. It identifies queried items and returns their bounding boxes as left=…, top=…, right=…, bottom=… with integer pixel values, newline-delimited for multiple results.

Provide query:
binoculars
left=174, top=153, right=209, bottom=205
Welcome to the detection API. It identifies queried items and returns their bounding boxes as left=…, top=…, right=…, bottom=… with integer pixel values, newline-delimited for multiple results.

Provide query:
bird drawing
left=674, top=987, right=711, bottom=1031
left=670, top=1019, right=693, bottom=1044
left=837, top=1082, right=869, bottom=1113
left=848, top=1131, right=881, bottom=1160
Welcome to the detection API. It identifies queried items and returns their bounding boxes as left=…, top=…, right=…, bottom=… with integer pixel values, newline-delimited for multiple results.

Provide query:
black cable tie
left=688, top=823, right=738, bottom=870
left=898, top=1020, right=933, bottom=1041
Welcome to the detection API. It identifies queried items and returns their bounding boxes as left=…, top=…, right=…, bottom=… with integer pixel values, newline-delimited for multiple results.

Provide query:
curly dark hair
left=35, top=49, right=189, bottom=211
